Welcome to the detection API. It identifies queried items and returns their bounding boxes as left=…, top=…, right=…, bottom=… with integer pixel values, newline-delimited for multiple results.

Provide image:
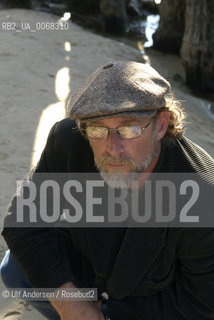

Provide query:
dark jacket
left=2, top=118, right=214, bottom=320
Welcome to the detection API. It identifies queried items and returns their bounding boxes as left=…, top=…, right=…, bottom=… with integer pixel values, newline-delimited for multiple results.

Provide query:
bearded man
left=1, top=61, right=214, bottom=320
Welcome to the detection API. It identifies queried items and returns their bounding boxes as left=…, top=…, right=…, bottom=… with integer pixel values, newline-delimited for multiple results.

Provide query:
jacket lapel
left=106, top=227, right=167, bottom=299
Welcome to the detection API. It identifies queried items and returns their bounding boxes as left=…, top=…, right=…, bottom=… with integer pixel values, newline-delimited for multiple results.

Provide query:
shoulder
left=177, top=137, right=214, bottom=171
left=37, top=118, right=95, bottom=172
left=49, top=118, right=80, bottom=142
left=162, top=136, right=214, bottom=174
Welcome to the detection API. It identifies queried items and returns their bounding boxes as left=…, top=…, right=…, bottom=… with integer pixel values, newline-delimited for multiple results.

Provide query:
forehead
left=86, top=117, right=150, bottom=127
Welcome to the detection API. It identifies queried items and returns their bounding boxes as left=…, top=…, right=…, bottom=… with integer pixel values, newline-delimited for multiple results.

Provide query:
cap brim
left=81, top=110, right=157, bottom=121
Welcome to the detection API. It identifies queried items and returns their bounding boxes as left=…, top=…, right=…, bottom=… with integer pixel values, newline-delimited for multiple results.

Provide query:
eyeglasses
left=84, top=118, right=154, bottom=140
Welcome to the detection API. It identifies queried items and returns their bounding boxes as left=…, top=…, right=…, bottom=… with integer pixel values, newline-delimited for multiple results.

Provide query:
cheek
left=125, top=140, right=143, bottom=156
left=130, top=148, right=145, bottom=164
left=125, top=139, right=150, bottom=163
left=90, top=140, right=106, bottom=158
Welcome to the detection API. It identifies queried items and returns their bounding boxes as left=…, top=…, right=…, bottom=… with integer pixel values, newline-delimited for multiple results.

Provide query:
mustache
left=95, top=153, right=134, bottom=167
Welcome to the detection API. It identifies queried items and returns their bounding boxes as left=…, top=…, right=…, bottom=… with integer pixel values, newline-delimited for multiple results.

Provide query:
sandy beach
left=0, top=8, right=213, bottom=319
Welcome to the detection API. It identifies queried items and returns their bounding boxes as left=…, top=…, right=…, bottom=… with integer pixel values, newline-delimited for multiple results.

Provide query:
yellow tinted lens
left=118, top=126, right=141, bottom=139
left=86, top=126, right=108, bottom=139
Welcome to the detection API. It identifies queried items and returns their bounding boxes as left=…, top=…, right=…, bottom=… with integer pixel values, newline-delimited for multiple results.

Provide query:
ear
left=156, top=111, right=170, bottom=141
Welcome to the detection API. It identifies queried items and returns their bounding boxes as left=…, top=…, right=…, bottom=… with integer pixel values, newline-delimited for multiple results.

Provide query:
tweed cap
left=68, top=61, right=171, bottom=121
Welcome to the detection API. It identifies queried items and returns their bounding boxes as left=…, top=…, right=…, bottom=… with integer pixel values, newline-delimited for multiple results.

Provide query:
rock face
left=68, top=0, right=100, bottom=12
left=127, top=0, right=158, bottom=16
left=100, top=0, right=128, bottom=33
left=153, top=0, right=185, bottom=54
left=1, top=0, right=31, bottom=8
left=181, top=0, right=214, bottom=92
left=127, top=0, right=142, bottom=16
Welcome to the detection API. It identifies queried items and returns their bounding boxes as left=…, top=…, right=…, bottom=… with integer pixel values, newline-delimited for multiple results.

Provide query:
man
left=1, top=61, right=214, bottom=320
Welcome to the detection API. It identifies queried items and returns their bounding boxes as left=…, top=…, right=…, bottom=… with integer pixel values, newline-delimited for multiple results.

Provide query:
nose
left=106, top=130, right=123, bottom=157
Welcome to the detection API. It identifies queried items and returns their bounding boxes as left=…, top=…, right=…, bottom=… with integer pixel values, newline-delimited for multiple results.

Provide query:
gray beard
left=94, top=130, right=158, bottom=189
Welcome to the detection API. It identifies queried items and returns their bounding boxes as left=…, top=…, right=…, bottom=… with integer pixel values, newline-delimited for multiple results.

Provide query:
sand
left=0, top=8, right=213, bottom=319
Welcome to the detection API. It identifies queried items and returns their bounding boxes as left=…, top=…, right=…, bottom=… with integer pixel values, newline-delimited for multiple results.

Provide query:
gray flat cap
left=68, top=61, right=171, bottom=121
